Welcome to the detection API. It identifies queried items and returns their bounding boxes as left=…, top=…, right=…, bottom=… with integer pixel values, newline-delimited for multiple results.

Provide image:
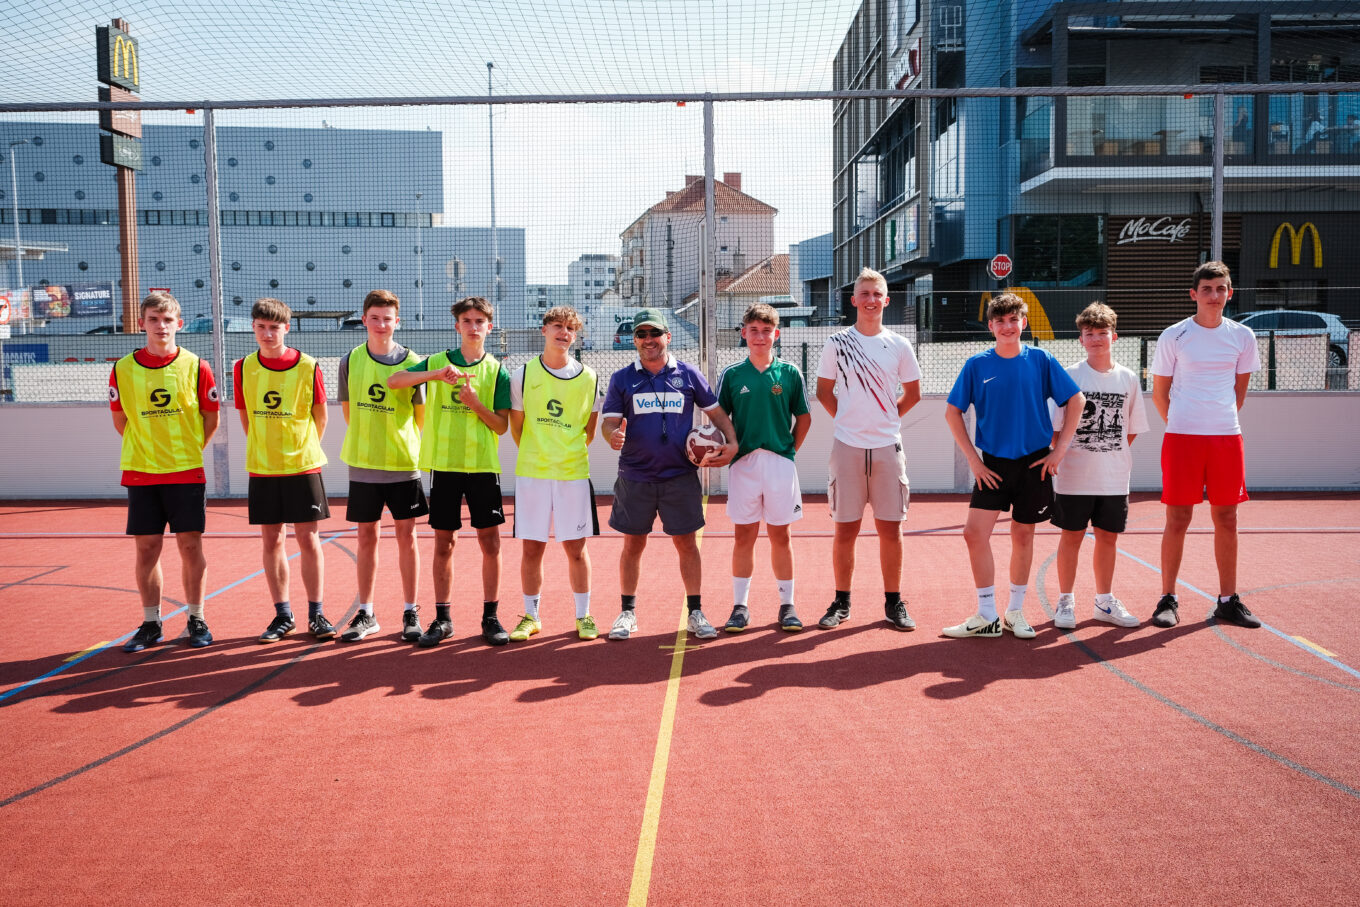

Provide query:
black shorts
left=429, top=471, right=505, bottom=531
left=1051, top=493, right=1129, bottom=534
left=969, top=448, right=1054, bottom=524
left=346, top=479, right=429, bottom=523
left=126, top=483, right=206, bottom=535
left=609, top=472, right=706, bottom=536
left=248, top=473, right=330, bottom=525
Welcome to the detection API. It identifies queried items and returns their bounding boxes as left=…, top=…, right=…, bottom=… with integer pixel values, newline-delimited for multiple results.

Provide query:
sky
left=0, top=0, right=861, bottom=283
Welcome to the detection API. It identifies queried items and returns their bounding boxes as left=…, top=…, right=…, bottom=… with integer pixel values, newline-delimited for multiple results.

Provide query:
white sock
left=523, top=594, right=540, bottom=619
left=1095, top=592, right=1114, bottom=606
left=1057, top=592, right=1075, bottom=605
left=733, top=576, right=752, bottom=607
left=573, top=592, right=591, bottom=619
left=976, top=586, right=997, bottom=621
left=360, top=602, right=374, bottom=616
left=143, top=605, right=161, bottom=623
left=186, top=603, right=205, bottom=619
left=1218, top=594, right=1234, bottom=603
left=1008, top=583, right=1028, bottom=614
left=403, top=602, right=417, bottom=613
left=777, top=578, right=795, bottom=606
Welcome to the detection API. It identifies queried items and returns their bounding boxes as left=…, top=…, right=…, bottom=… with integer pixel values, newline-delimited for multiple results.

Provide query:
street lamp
left=414, top=191, right=424, bottom=326
left=7, top=139, right=28, bottom=311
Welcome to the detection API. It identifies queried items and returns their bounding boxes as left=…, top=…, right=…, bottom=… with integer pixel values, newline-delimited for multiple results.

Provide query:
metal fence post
left=203, top=107, right=229, bottom=497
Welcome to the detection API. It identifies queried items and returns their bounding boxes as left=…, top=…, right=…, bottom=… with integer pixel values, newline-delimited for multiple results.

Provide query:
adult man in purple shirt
left=601, top=308, right=737, bottom=641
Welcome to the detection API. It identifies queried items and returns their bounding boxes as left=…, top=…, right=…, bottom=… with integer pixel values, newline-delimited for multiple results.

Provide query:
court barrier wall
left=3, top=390, right=1355, bottom=500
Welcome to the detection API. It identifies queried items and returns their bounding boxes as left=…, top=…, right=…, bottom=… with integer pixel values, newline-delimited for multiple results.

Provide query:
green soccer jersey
left=411, top=349, right=511, bottom=473
left=716, top=357, right=809, bottom=464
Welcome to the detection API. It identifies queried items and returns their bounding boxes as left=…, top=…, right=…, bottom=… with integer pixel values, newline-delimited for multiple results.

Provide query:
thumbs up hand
left=610, top=417, right=627, bottom=450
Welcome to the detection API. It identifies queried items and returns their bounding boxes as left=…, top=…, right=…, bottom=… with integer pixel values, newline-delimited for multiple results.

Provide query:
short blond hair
left=542, top=305, right=582, bottom=331
left=251, top=297, right=292, bottom=324
left=1076, top=302, right=1117, bottom=332
left=140, top=291, right=181, bottom=320
left=854, top=267, right=887, bottom=291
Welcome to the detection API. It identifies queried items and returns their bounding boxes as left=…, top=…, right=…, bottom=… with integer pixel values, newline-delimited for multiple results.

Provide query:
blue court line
left=0, top=535, right=342, bottom=705
left=1115, top=542, right=1360, bottom=682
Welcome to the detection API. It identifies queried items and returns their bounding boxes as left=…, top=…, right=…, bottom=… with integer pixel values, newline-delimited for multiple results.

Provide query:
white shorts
left=513, top=476, right=599, bottom=542
left=727, top=448, right=803, bottom=526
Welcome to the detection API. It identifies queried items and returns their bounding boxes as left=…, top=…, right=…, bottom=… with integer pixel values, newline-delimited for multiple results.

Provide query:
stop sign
left=989, top=254, right=1013, bottom=281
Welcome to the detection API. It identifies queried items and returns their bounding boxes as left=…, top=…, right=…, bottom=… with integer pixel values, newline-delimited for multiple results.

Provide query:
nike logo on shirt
left=983, top=377, right=996, bottom=384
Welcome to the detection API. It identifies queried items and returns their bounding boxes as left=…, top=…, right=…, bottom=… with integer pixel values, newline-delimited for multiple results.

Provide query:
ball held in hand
left=685, top=424, right=726, bottom=465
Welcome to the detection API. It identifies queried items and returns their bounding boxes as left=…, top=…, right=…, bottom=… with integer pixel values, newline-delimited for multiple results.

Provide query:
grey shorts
left=828, top=438, right=910, bottom=523
left=609, top=472, right=705, bottom=536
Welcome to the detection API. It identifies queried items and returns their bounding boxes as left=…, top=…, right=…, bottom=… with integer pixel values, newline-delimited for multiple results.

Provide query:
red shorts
left=1160, top=433, right=1248, bottom=507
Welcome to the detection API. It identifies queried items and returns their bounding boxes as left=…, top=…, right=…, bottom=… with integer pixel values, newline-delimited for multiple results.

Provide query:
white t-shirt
left=510, top=357, right=603, bottom=412
left=1051, top=361, right=1150, bottom=496
left=816, top=326, right=922, bottom=448
left=1151, top=316, right=1260, bottom=435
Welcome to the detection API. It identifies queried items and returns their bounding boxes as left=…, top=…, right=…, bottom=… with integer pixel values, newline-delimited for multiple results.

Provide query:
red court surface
left=1, top=494, right=1357, bottom=905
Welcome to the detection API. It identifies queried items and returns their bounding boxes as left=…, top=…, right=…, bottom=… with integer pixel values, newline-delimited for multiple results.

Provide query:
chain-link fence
left=2, top=85, right=1358, bottom=404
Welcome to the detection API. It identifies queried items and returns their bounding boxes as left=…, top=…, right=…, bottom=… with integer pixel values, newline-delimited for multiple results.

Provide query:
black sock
left=275, top=601, right=292, bottom=619
left=621, top=594, right=636, bottom=611
left=686, top=594, right=702, bottom=613
left=483, top=601, right=497, bottom=618
left=885, top=592, right=902, bottom=607
left=308, top=601, right=323, bottom=619
left=436, top=604, right=452, bottom=622
left=834, top=590, right=851, bottom=606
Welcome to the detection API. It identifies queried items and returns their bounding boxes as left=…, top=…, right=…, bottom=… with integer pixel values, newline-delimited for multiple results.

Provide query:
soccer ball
left=685, top=424, right=726, bottom=465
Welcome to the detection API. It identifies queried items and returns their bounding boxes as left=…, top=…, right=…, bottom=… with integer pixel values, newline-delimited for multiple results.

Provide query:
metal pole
left=415, top=191, right=424, bottom=325
left=8, top=140, right=26, bottom=329
left=203, top=107, right=229, bottom=497
left=1212, top=90, right=1225, bottom=261
left=702, top=97, right=717, bottom=387
left=488, top=62, right=498, bottom=303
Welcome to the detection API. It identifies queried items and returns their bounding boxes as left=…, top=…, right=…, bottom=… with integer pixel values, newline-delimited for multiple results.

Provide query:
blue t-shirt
left=602, top=355, right=718, bottom=482
left=946, top=345, right=1081, bottom=459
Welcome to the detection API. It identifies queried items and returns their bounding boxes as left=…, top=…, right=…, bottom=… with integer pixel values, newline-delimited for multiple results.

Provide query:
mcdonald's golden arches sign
left=96, top=26, right=139, bottom=93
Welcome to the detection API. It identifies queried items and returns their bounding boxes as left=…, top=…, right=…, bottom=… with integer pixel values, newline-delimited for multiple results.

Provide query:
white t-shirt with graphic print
left=816, top=326, right=922, bottom=449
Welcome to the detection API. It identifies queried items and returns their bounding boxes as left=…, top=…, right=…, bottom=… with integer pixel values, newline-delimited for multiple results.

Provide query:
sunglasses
left=634, top=328, right=665, bottom=338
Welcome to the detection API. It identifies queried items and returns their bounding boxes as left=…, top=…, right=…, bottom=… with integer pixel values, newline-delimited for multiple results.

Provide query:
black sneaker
left=818, top=602, right=850, bottom=629
left=122, top=621, right=163, bottom=653
left=340, top=611, right=380, bottom=642
left=1212, top=594, right=1261, bottom=629
left=417, top=618, right=453, bottom=648
left=1151, top=595, right=1179, bottom=628
left=259, top=614, right=295, bottom=643
left=186, top=616, right=213, bottom=648
left=724, top=605, right=750, bottom=633
left=481, top=615, right=509, bottom=646
left=886, top=600, right=917, bottom=631
left=309, top=613, right=337, bottom=640
left=401, top=607, right=422, bottom=643
left=779, top=604, right=803, bottom=632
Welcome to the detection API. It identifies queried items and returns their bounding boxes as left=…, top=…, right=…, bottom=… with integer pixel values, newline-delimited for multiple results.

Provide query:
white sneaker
left=608, top=610, right=638, bottom=640
left=1094, top=597, right=1139, bottom=628
left=941, top=613, right=1002, bottom=638
left=1003, top=609, right=1037, bottom=639
left=1054, top=599, right=1077, bottom=630
left=687, top=609, right=718, bottom=639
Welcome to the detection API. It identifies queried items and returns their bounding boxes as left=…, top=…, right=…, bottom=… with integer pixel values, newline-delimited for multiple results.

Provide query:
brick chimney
left=723, top=172, right=741, bottom=191
left=685, top=174, right=701, bottom=186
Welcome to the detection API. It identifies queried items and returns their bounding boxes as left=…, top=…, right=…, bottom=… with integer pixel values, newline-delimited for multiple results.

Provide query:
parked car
left=1234, top=309, right=1350, bottom=368
left=184, top=316, right=253, bottom=333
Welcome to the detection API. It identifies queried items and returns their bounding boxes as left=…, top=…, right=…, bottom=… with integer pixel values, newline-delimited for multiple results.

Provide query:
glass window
left=381, top=212, right=395, bottom=227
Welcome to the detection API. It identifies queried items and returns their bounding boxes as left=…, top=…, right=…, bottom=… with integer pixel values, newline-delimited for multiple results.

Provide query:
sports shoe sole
left=340, top=622, right=380, bottom=643
left=942, top=619, right=1002, bottom=639
left=1093, top=611, right=1139, bottom=628
left=1003, top=618, right=1037, bottom=639
left=818, top=611, right=850, bottom=630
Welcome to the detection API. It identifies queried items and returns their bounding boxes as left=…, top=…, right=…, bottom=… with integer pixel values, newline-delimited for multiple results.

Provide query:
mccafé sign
left=1268, top=221, right=1322, bottom=269
left=1116, top=216, right=1192, bottom=245
left=96, top=26, right=139, bottom=93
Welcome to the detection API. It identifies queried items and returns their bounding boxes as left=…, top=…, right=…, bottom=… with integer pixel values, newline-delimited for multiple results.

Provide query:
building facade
left=619, top=173, right=776, bottom=311
left=0, top=121, right=525, bottom=332
left=833, top=1, right=1360, bottom=340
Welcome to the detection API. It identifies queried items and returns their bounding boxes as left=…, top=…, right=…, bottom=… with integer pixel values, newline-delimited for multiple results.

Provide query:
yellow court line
left=1293, top=636, right=1338, bottom=658
left=65, top=643, right=108, bottom=662
left=627, top=497, right=705, bottom=906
